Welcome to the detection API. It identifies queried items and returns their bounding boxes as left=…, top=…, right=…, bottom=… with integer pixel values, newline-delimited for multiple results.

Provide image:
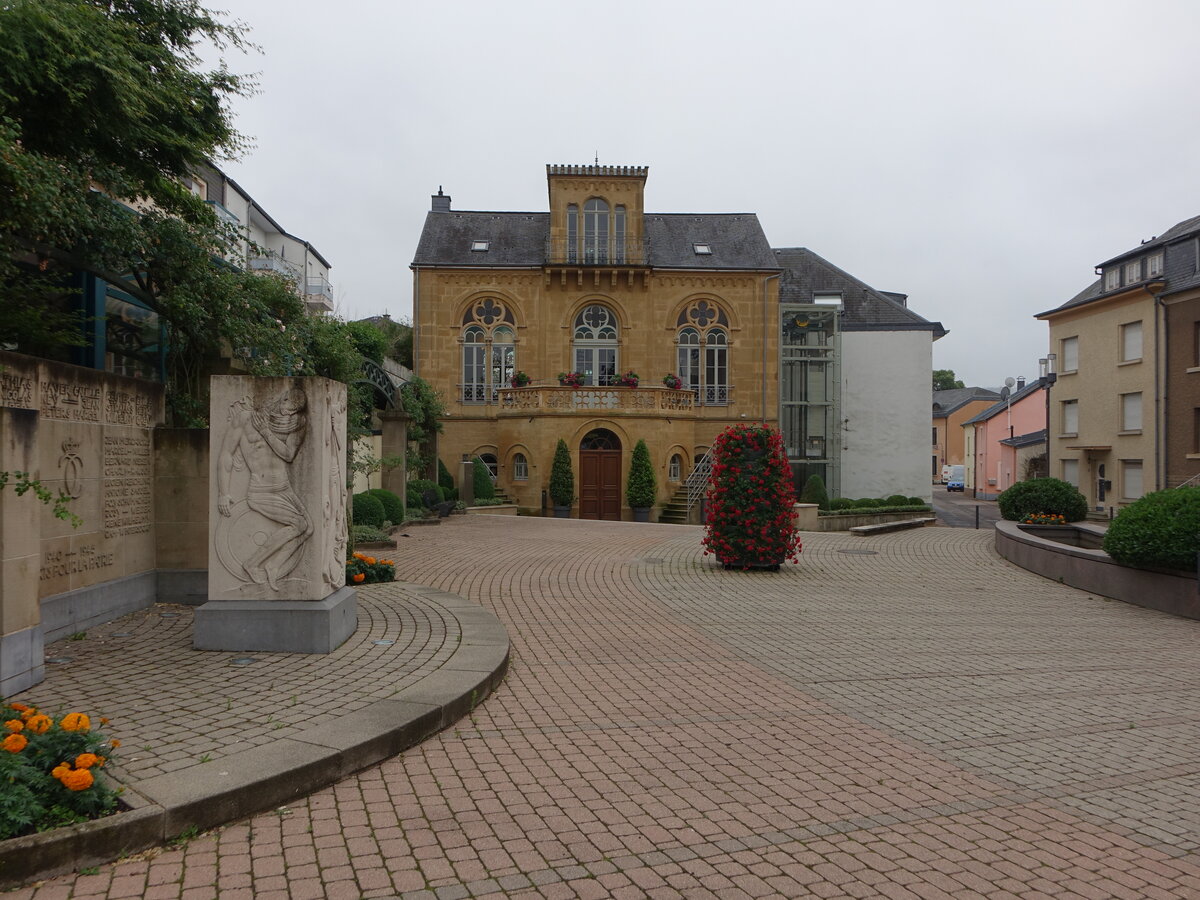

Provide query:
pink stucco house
left=963, top=377, right=1049, bottom=500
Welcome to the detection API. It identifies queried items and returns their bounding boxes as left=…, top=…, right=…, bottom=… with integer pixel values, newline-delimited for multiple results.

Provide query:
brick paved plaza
left=15, top=518, right=1200, bottom=898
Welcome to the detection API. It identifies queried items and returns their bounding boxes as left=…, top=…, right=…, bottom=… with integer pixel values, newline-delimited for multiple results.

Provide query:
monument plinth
left=194, top=376, right=356, bottom=653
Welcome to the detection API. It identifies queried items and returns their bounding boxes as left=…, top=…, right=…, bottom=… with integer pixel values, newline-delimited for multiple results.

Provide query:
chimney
left=431, top=186, right=451, bottom=212
left=1016, top=376, right=1026, bottom=390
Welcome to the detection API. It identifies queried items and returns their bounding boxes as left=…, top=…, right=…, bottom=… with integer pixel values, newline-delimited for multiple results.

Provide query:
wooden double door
left=579, top=429, right=621, bottom=521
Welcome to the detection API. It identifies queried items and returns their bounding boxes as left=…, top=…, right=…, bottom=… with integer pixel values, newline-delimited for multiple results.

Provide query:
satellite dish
left=1000, top=386, right=1011, bottom=401
left=1004, top=377, right=1016, bottom=388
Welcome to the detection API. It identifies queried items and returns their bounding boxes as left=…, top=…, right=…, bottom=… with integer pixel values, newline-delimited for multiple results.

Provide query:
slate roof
left=1000, top=429, right=1047, bottom=449
left=932, top=387, right=1001, bottom=417
left=963, top=377, right=1048, bottom=425
left=1039, top=213, right=1200, bottom=317
left=773, top=248, right=946, bottom=336
left=411, top=211, right=779, bottom=270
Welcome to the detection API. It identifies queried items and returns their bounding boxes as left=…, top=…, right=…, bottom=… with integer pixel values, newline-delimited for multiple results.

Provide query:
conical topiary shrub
left=549, top=439, right=574, bottom=516
left=472, top=456, right=495, bottom=501
left=626, top=439, right=656, bottom=521
left=702, top=424, right=802, bottom=569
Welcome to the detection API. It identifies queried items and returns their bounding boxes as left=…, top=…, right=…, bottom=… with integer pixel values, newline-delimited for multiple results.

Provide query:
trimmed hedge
left=351, top=492, right=385, bottom=528
left=368, top=488, right=404, bottom=525
left=998, top=477, right=1087, bottom=522
left=819, top=504, right=931, bottom=517
left=1103, top=487, right=1200, bottom=571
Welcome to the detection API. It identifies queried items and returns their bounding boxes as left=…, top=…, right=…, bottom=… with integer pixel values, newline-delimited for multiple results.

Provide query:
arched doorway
left=579, top=428, right=621, bottom=520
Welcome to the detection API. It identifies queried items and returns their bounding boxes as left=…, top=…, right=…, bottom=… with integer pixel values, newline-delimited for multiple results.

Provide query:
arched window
left=462, top=325, right=486, bottom=403
left=675, top=301, right=731, bottom=406
left=460, top=298, right=517, bottom=403
left=567, top=204, right=579, bottom=263
left=677, top=328, right=700, bottom=394
left=669, top=454, right=682, bottom=482
left=705, top=329, right=729, bottom=404
left=613, top=205, right=626, bottom=263
left=573, top=304, right=618, bottom=386
left=479, top=453, right=498, bottom=479
left=491, top=326, right=514, bottom=401
left=513, top=453, right=529, bottom=480
left=584, top=198, right=609, bottom=263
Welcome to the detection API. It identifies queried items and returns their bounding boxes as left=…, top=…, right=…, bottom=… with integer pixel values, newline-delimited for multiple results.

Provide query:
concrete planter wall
left=816, top=510, right=934, bottom=532
left=995, top=520, right=1200, bottom=620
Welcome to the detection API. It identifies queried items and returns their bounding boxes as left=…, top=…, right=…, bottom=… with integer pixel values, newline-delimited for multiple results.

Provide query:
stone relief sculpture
left=215, top=386, right=313, bottom=592
left=325, top=388, right=347, bottom=589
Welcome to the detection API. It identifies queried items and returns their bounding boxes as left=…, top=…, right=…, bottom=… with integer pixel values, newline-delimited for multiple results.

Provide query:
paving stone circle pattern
left=14, top=518, right=1200, bottom=899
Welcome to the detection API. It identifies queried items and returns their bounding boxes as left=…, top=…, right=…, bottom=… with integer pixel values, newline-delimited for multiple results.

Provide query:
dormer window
left=471, top=240, right=490, bottom=252
left=1124, top=260, right=1141, bottom=284
left=1148, top=252, right=1163, bottom=277
left=693, top=243, right=712, bottom=255
left=1104, top=268, right=1120, bottom=291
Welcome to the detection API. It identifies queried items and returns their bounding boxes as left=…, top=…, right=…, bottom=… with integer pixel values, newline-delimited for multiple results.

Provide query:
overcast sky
left=212, top=0, right=1200, bottom=387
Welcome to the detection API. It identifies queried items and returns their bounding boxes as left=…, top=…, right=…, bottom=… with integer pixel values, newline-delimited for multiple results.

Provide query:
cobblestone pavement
left=18, top=518, right=1200, bottom=899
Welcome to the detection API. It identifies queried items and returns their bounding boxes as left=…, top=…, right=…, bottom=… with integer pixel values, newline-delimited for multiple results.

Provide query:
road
left=930, top=483, right=1002, bottom=529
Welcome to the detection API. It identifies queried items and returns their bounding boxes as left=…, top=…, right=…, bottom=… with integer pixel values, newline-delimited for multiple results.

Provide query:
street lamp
left=1039, top=353, right=1058, bottom=478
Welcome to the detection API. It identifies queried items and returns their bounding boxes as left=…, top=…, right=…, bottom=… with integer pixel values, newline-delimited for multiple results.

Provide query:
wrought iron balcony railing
left=545, top=238, right=649, bottom=266
left=458, top=384, right=697, bottom=413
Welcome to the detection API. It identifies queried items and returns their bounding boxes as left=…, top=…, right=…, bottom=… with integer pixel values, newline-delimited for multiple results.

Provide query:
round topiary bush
left=352, top=492, right=385, bottom=528
left=1103, top=487, right=1200, bottom=571
left=886, top=494, right=908, bottom=506
left=406, top=479, right=442, bottom=510
left=799, top=474, right=829, bottom=510
left=368, top=488, right=404, bottom=525
left=997, top=477, right=1087, bottom=522
left=828, top=497, right=856, bottom=511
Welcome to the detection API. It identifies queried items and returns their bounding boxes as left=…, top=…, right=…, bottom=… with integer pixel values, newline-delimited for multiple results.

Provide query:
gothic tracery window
left=460, top=298, right=517, bottom=403
left=573, top=304, right=619, bottom=386
left=675, top=300, right=730, bottom=405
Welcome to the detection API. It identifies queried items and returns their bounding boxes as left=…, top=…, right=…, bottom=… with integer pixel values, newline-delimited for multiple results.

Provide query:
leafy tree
left=932, top=369, right=966, bottom=391
left=0, top=0, right=358, bottom=424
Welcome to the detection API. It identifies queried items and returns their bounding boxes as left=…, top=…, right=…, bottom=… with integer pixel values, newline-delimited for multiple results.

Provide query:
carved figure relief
left=215, top=387, right=313, bottom=592
left=325, top=388, right=347, bottom=589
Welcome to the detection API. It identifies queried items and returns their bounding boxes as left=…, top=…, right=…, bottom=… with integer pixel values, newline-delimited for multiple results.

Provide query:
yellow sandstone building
left=411, top=163, right=943, bottom=520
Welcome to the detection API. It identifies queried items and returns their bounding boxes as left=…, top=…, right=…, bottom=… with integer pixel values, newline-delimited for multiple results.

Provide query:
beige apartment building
left=1035, top=217, right=1200, bottom=509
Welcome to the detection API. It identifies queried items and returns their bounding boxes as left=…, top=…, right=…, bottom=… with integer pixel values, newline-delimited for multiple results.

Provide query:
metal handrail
left=685, top=450, right=713, bottom=511
left=1175, top=472, right=1200, bottom=489
left=544, top=238, right=649, bottom=266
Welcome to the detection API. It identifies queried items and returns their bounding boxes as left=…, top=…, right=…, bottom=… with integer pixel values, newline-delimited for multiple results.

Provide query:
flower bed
left=0, top=704, right=120, bottom=840
left=346, top=552, right=395, bottom=585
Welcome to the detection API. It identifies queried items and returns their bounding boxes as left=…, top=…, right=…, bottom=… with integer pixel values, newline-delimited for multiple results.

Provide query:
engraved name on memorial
left=103, top=435, right=152, bottom=538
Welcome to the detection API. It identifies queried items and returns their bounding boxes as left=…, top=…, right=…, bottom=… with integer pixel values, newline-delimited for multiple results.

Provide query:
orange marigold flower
left=4, top=719, right=23, bottom=733
left=25, top=714, right=51, bottom=734
left=110, top=739, right=121, bottom=749
left=100, top=717, right=110, bottom=725
left=52, top=764, right=70, bottom=780
left=8, top=703, right=28, bottom=713
left=75, top=753, right=101, bottom=769
left=2, top=734, right=28, bottom=753
left=352, top=572, right=365, bottom=583
left=365, top=557, right=376, bottom=565
left=60, top=713, right=90, bottom=732
left=61, top=768, right=94, bottom=791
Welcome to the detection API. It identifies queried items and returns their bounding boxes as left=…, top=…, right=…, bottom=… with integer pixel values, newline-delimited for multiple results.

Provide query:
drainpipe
left=762, top=272, right=782, bottom=425
left=1143, top=282, right=1167, bottom=489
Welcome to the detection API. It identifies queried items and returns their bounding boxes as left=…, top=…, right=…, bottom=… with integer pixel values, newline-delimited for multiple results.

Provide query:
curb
left=0, top=588, right=509, bottom=890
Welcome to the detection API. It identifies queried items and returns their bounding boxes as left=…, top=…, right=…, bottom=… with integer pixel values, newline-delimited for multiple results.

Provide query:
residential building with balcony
left=1035, top=214, right=1200, bottom=508
left=411, top=164, right=945, bottom=519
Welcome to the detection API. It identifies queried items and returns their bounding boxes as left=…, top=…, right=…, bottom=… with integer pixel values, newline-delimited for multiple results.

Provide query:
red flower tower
left=702, top=424, right=802, bottom=570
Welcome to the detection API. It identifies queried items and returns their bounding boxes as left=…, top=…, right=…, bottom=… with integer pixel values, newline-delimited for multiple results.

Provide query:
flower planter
left=553, top=505, right=571, bottom=518
left=631, top=507, right=651, bottom=523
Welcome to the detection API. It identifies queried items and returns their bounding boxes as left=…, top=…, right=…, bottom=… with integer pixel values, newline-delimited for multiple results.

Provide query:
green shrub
left=437, top=458, right=456, bottom=501
left=472, top=457, right=495, bottom=501
left=828, top=497, right=856, bottom=511
left=405, top=507, right=427, bottom=520
left=368, top=489, right=404, bottom=525
left=406, top=479, right=442, bottom=509
left=906, top=496, right=925, bottom=505
left=997, top=477, right=1087, bottom=522
left=549, top=439, right=575, bottom=506
left=352, top=492, right=385, bottom=528
left=347, top=550, right=395, bottom=585
left=1103, top=487, right=1200, bottom=571
left=886, top=494, right=908, bottom=506
left=351, top=524, right=391, bottom=544
left=626, top=439, right=656, bottom=509
left=799, top=474, right=829, bottom=510
left=853, top=498, right=880, bottom=508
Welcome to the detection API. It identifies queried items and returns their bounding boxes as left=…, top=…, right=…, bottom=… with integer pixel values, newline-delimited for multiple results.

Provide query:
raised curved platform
left=994, top=520, right=1200, bottom=620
